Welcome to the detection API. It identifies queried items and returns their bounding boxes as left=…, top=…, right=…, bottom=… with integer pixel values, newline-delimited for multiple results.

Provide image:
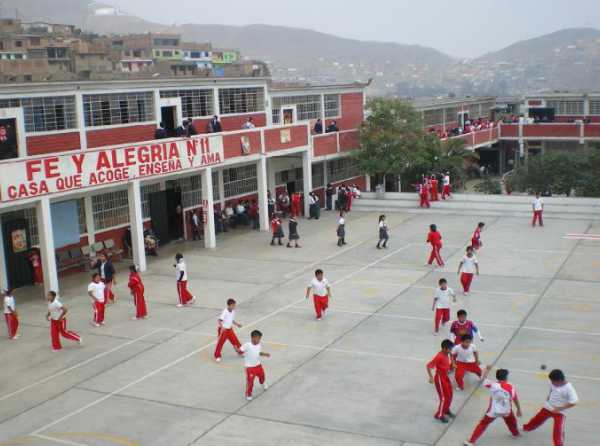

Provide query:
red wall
left=222, top=130, right=262, bottom=159
left=500, top=124, right=518, bottom=137
left=584, top=124, right=600, bottom=138
left=313, top=133, right=338, bottom=156
left=339, top=130, right=360, bottom=152
left=86, top=124, right=156, bottom=149
left=220, top=113, right=267, bottom=132
left=326, top=92, right=364, bottom=131
left=26, top=132, right=81, bottom=156
left=264, top=125, right=308, bottom=152
left=523, top=124, right=580, bottom=138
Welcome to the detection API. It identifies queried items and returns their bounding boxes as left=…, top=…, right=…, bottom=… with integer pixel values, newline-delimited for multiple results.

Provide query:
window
left=423, top=109, right=444, bottom=126
left=444, top=107, right=459, bottom=123
left=223, top=164, right=257, bottom=198
left=30, top=37, right=41, bottom=46
left=141, top=183, right=161, bottom=219
left=0, top=98, right=21, bottom=109
left=83, top=92, right=154, bottom=127
left=133, top=50, right=141, bottom=58
left=167, top=175, right=202, bottom=209
left=468, top=104, right=481, bottom=118
left=19, top=96, right=77, bottom=132
left=15, top=41, right=22, bottom=47
left=327, top=157, right=361, bottom=183
left=153, top=38, right=179, bottom=46
left=324, top=94, right=340, bottom=118
left=219, top=87, right=264, bottom=115
left=590, top=100, right=600, bottom=115
left=312, top=162, right=324, bottom=188
left=162, top=50, right=173, bottom=58
left=546, top=100, right=584, bottom=116
left=161, top=89, right=214, bottom=118
left=272, top=95, right=320, bottom=124
left=92, top=191, right=129, bottom=230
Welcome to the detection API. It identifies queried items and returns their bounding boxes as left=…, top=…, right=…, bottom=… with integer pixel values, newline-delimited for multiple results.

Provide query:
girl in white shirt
left=3, top=288, right=19, bottom=340
left=337, top=211, right=346, bottom=247
left=377, top=215, right=389, bottom=249
left=458, top=246, right=479, bottom=295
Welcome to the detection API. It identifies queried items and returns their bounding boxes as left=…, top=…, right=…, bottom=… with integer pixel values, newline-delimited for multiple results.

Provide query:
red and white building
left=0, top=76, right=367, bottom=293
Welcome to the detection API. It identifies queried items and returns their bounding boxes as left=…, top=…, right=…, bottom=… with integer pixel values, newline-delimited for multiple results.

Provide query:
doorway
left=281, top=106, right=297, bottom=125
left=2, top=217, right=33, bottom=288
left=161, top=106, right=177, bottom=137
left=149, top=188, right=183, bottom=245
left=458, top=112, right=470, bottom=128
left=286, top=181, right=296, bottom=196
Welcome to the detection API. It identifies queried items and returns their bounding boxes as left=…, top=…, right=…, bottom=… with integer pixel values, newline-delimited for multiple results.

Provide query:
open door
left=281, top=105, right=297, bottom=125
left=2, top=217, right=33, bottom=288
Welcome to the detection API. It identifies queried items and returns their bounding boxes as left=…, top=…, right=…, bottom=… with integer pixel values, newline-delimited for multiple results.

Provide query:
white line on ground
left=411, top=285, right=539, bottom=297
left=0, top=329, right=164, bottom=402
left=32, top=434, right=89, bottom=446
left=509, top=368, right=600, bottom=382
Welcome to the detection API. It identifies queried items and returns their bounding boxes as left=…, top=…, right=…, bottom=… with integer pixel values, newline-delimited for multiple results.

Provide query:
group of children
left=416, top=172, right=452, bottom=208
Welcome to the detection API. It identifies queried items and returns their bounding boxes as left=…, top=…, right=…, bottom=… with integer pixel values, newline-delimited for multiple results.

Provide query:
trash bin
left=376, top=184, right=385, bottom=200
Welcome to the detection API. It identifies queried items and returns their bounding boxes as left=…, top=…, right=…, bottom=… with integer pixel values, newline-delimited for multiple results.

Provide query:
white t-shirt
left=48, top=299, right=64, bottom=320
left=219, top=309, right=235, bottom=329
left=544, top=382, right=578, bottom=411
left=434, top=287, right=455, bottom=309
left=379, top=221, right=387, bottom=229
left=309, top=278, right=329, bottom=297
left=338, top=217, right=345, bottom=225
left=461, top=255, right=478, bottom=274
left=176, top=260, right=188, bottom=281
left=533, top=197, right=544, bottom=211
left=452, top=343, right=477, bottom=363
left=192, top=214, right=200, bottom=227
left=240, top=342, right=262, bottom=367
left=88, top=281, right=105, bottom=303
left=483, top=380, right=517, bottom=417
left=443, top=175, right=450, bottom=186
left=3, top=295, right=15, bottom=314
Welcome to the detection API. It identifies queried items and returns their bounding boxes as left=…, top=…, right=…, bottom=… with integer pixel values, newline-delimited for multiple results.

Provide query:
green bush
left=474, top=177, right=502, bottom=194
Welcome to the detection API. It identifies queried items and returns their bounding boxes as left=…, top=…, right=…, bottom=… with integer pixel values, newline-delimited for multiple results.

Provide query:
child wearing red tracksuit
left=47, top=291, right=81, bottom=351
left=3, top=288, right=19, bottom=340
left=240, top=330, right=270, bottom=401
left=127, top=265, right=148, bottom=320
left=419, top=181, right=430, bottom=208
left=426, top=339, right=455, bottom=423
left=174, top=253, right=196, bottom=307
left=450, top=310, right=484, bottom=344
left=523, top=369, right=578, bottom=446
left=458, top=246, right=479, bottom=295
left=426, top=224, right=444, bottom=266
left=214, top=298, right=242, bottom=362
left=451, top=335, right=482, bottom=391
left=464, top=366, right=522, bottom=445
left=471, top=222, right=485, bottom=250
left=305, top=269, right=332, bottom=320
left=88, top=273, right=106, bottom=327
left=432, top=278, right=456, bottom=335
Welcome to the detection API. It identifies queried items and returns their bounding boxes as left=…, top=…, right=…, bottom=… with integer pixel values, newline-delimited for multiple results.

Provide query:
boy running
left=306, top=269, right=332, bottom=320
left=464, top=366, right=521, bottom=445
left=88, top=273, right=106, bottom=327
left=174, top=253, right=196, bottom=307
left=432, top=278, right=456, bottom=335
left=47, top=291, right=81, bottom=351
left=458, top=246, right=479, bottom=295
left=523, top=369, right=578, bottom=446
left=451, top=334, right=482, bottom=390
left=426, top=339, right=455, bottom=423
left=214, top=298, right=243, bottom=362
left=471, top=222, right=485, bottom=250
left=3, top=288, right=19, bottom=340
left=240, top=330, right=270, bottom=401
left=426, top=224, right=444, bottom=266
left=450, top=310, right=484, bottom=344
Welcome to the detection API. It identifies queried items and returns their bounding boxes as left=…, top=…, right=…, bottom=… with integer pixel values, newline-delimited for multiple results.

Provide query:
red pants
left=434, top=373, right=453, bottom=418
left=214, top=327, right=241, bottom=359
left=93, top=300, right=105, bottom=324
left=532, top=210, right=544, bottom=226
left=103, top=279, right=115, bottom=303
left=313, top=295, right=329, bottom=319
left=33, top=266, right=44, bottom=284
left=245, top=364, right=265, bottom=397
left=471, top=238, right=481, bottom=250
left=291, top=202, right=301, bottom=217
left=469, top=412, right=519, bottom=443
left=420, top=193, right=430, bottom=208
left=133, top=290, right=148, bottom=319
left=460, top=272, right=474, bottom=293
left=428, top=244, right=444, bottom=266
left=434, top=308, right=450, bottom=332
left=4, top=313, right=18, bottom=339
left=431, top=190, right=438, bottom=202
left=50, top=318, right=80, bottom=350
left=442, top=185, right=451, bottom=199
left=177, top=281, right=194, bottom=305
left=524, top=408, right=566, bottom=446
left=455, top=361, right=482, bottom=390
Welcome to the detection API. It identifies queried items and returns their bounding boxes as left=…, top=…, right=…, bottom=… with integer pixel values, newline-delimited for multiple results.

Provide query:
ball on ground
left=540, top=364, right=547, bottom=370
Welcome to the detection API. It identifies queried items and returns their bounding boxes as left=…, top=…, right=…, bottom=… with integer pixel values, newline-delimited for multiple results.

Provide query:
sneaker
left=78, top=338, right=83, bottom=345
left=10, top=334, right=20, bottom=340
left=246, top=396, right=253, bottom=401
left=131, top=317, right=139, bottom=320
left=92, top=322, right=100, bottom=327
left=316, top=317, right=322, bottom=321
left=446, top=411, right=456, bottom=418
left=176, top=304, right=183, bottom=308
left=464, top=442, right=474, bottom=446
left=456, top=386, right=462, bottom=391
left=433, top=331, right=439, bottom=336
left=437, top=416, right=449, bottom=423
left=190, top=297, right=197, bottom=304
left=262, top=383, right=269, bottom=390
left=215, top=357, right=222, bottom=362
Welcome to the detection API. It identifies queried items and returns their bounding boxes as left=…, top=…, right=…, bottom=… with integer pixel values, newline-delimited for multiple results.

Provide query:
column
left=302, top=150, right=313, bottom=217
left=0, top=222, right=7, bottom=291
left=153, top=89, right=162, bottom=128
left=217, top=168, right=225, bottom=208
left=84, top=196, right=95, bottom=245
left=213, top=87, right=221, bottom=117
left=75, top=92, right=87, bottom=150
left=36, top=198, right=59, bottom=294
left=323, top=159, right=329, bottom=187
left=257, top=157, right=269, bottom=231
left=202, top=167, right=216, bottom=249
left=267, top=158, right=276, bottom=196
left=127, top=181, right=146, bottom=272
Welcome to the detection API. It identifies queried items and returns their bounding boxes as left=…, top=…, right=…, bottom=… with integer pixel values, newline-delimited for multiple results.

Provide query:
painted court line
left=0, top=329, right=164, bottom=402
left=30, top=244, right=413, bottom=436
left=32, top=434, right=88, bottom=446
left=411, top=285, right=539, bottom=297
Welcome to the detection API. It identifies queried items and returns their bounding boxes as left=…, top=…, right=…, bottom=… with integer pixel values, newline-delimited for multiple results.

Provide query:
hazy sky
left=103, top=0, right=600, bottom=57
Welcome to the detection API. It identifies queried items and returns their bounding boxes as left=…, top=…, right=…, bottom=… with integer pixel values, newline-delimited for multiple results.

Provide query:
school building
left=0, top=76, right=367, bottom=294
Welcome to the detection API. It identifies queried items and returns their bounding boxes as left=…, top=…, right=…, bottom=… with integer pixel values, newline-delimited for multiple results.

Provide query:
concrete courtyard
left=0, top=205, right=599, bottom=446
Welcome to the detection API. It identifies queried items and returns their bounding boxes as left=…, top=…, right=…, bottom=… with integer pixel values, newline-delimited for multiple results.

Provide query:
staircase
left=352, top=192, right=600, bottom=220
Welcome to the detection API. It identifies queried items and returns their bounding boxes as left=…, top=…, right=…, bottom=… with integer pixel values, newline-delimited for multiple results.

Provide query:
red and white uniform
left=450, top=319, right=481, bottom=344
left=4, top=294, right=18, bottom=339
left=460, top=254, right=478, bottom=293
left=524, top=382, right=578, bottom=446
left=433, top=287, right=454, bottom=332
left=88, top=281, right=106, bottom=324
left=240, top=342, right=265, bottom=398
left=468, top=379, right=520, bottom=443
left=214, top=308, right=241, bottom=359
left=442, top=175, right=451, bottom=199
left=48, top=298, right=80, bottom=350
left=419, top=182, right=430, bottom=208
left=427, top=352, right=453, bottom=419
left=127, top=271, right=147, bottom=319
left=426, top=230, right=444, bottom=266
left=308, top=277, right=329, bottom=319
left=176, top=260, right=194, bottom=305
left=471, top=227, right=482, bottom=249
left=451, top=343, right=482, bottom=390
left=532, top=197, right=544, bottom=226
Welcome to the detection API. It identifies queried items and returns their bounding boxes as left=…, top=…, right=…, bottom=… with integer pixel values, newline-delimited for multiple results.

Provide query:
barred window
left=590, top=100, right=600, bottom=115
left=83, top=92, right=154, bottom=127
left=312, top=162, right=324, bottom=188
left=423, top=109, right=444, bottom=127
left=141, top=183, right=161, bottom=219
left=0, top=98, right=21, bottom=108
left=275, top=167, right=303, bottom=185
left=272, top=95, right=321, bottom=124
left=546, top=100, right=584, bottom=116
left=160, top=89, right=214, bottom=119
left=444, top=107, right=459, bottom=123
left=324, top=94, right=340, bottom=118
left=77, top=199, right=87, bottom=234
left=479, top=102, right=494, bottom=119
left=6, top=96, right=78, bottom=133
left=467, top=104, right=482, bottom=119
left=167, top=175, right=202, bottom=209
left=223, top=164, right=257, bottom=198
left=219, top=87, right=264, bottom=115
left=92, top=190, right=129, bottom=230
left=327, top=157, right=361, bottom=183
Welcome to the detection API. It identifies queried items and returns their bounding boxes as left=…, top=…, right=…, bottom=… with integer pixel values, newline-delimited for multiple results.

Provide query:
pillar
left=302, top=150, right=313, bottom=217
left=0, top=221, right=7, bottom=291
left=75, top=92, right=87, bottom=150
left=267, top=158, right=276, bottom=197
left=257, top=157, right=269, bottom=231
left=127, top=181, right=146, bottom=272
left=36, top=198, right=59, bottom=294
left=202, top=167, right=216, bottom=249
left=84, top=196, right=95, bottom=245
left=217, top=168, right=225, bottom=208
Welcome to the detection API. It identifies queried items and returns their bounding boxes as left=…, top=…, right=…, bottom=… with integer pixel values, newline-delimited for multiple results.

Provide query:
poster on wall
left=0, top=118, right=18, bottom=160
left=240, top=136, right=251, bottom=155
left=11, top=229, right=28, bottom=253
left=280, top=129, right=292, bottom=144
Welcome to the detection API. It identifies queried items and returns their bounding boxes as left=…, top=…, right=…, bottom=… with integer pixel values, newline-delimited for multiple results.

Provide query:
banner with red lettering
left=0, top=135, right=224, bottom=202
